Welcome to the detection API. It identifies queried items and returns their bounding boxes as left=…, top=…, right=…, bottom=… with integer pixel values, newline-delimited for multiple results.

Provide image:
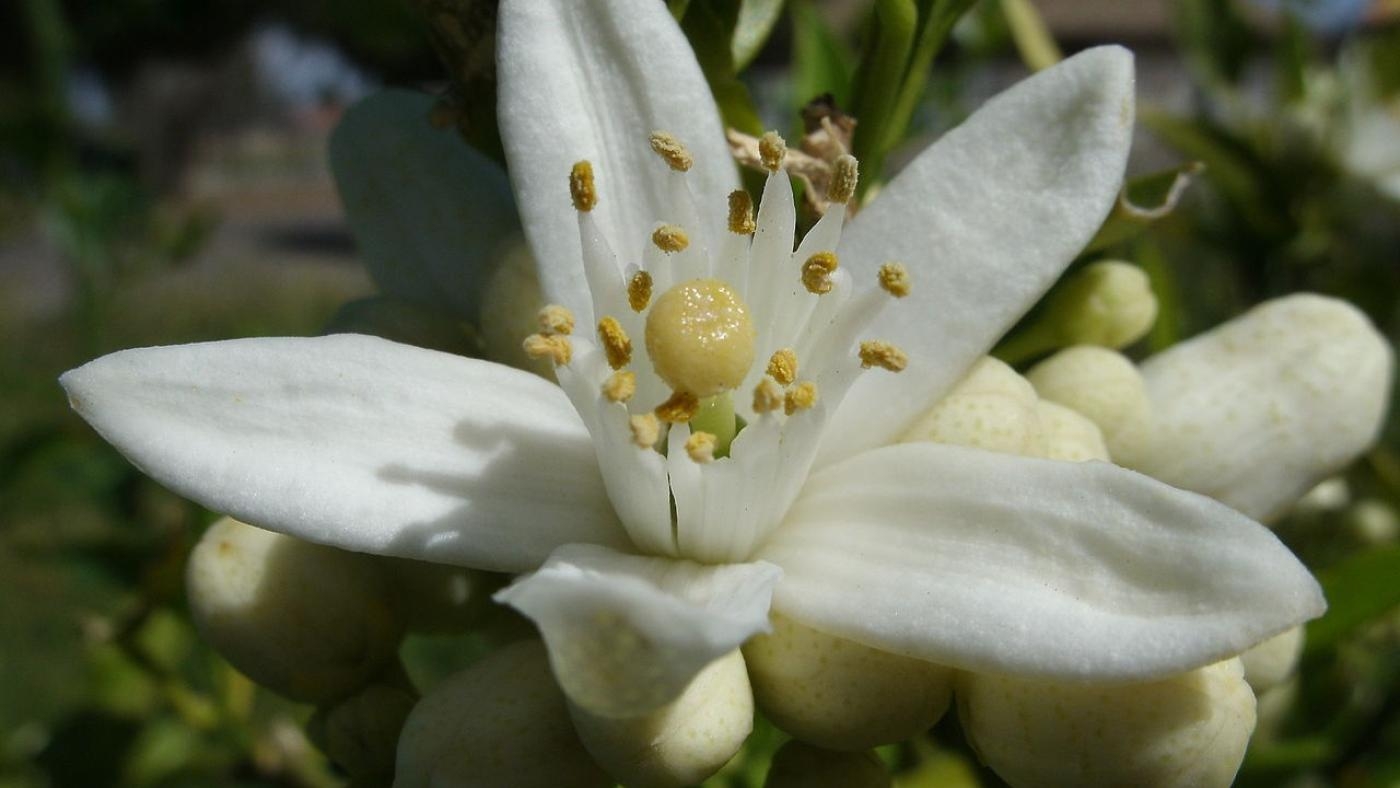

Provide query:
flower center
left=644, top=278, right=755, bottom=398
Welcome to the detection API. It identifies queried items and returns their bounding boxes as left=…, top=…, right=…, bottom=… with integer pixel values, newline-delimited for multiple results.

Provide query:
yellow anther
left=752, top=377, right=785, bottom=414
left=652, top=224, right=690, bottom=253
left=727, top=190, right=756, bottom=235
left=801, top=252, right=839, bottom=295
left=536, top=304, right=575, bottom=336
left=629, top=413, right=661, bottom=449
left=877, top=262, right=911, bottom=298
left=784, top=381, right=819, bottom=415
left=570, top=161, right=597, bottom=213
left=685, top=431, right=717, bottom=463
left=759, top=131, right=787, bottom=172
left=628, top=271, right=653, bottom=313
left=827, top=154, right=859, bottom=204
left=648, top=131, right=693, bottom=172
left=602, top=370, right=637, bottom=403
left=859, top=340, right=908, bottom=372
left=522, top=333, right=572, bottom=366
left=766, top=348, right=798, bottom=386
left=655, top=390, right=701, bottom=423
left=646, top=279, right=756, bottom=398
left=596, top=317, right=633, bottom=370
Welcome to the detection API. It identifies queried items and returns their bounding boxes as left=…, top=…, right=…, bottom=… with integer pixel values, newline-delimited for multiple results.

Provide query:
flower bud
left=764, top=741, right=891, bottom=788
left=901, top=358, right=1047, bottom=457
left=480, top=242, right=553, bottom=378
left=186, top=517, right=402, bottom=702
left=381, top=556, right=497, bottom=634
left=1239, top=627, right=1304, bottom=694
left=396, top=639, right=612, bottom=788
left=1034, top=400, right=1110, bottom=462
left=959, top=659, right=1256, bottom=788
left=569, top=650, right=752, bottom=788
left=1026, top=346, right=1153, bottom=465
left=313, top=684, right=416, bottom=785
left=1044, top=261, right=1158, bottom=349
left=743, top=614, right=952, bottom=751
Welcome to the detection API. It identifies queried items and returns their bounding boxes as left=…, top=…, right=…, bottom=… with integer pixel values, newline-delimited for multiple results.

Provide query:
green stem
left=850, top=0, right=918, bottom=187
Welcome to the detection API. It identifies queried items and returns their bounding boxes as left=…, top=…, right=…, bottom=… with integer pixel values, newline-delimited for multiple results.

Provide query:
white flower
left=61, top=0, right=1328, bottom=782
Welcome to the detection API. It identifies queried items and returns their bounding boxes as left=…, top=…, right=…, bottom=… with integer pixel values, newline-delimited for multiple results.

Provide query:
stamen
left=596, top=317, right=633, bottom=370
left=655, top=390, right=701, bottom=423
left=602, top=370, right=637, bottom=403
left=752, top=377, right=784, bottom=414
left=784, top=381, right=819, bottom=415
left=759, top=131, right=787, bottom=173
left=648, top=131, right=693, bottom=172
left=827, top=154, right=859, bottom=205
left=859, top=340, right=908, bottom=372
left=522, top=333, right=572, bottom=365
left=570, top=161, right=597, bottom=212
left=629, top=413, right=661, bottom=448
left=536, top=304, right=575, bottom=336
left=652, top=224, right=690, bottom=253
left=801, top=252, right=839, bottom=295
left=766, top=348, right=798, bottom=386
left=727, top=190, right=757, bottom=235
left=628, top=271, right=653, bottom=313
left=685, top=431, right=717, bottom=463
left=877, top=262, right=911, bottom=298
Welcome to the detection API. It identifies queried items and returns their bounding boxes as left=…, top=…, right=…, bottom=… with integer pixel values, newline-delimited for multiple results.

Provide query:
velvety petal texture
left=60, top=335, right=628, bottom=573
left=496, top=544, right=780, bottom=718
left=497, top=0, right=739, bottom=322
left=823, top=46, right=1136, bottom=463
left=759, top=443, right=1324, bottom=681
left=330, top=89, right=520, bottom=322
left=1131, top=294, right=1393, bottom=522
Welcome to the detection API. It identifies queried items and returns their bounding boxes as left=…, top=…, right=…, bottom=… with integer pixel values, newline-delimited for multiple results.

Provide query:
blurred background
left=1, top=0, right=1397, bottom=785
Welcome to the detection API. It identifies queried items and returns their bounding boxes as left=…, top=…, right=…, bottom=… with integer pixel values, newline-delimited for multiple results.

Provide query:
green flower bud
left=569, top=650, right=752, bottom=788
left=1239, top=627, right=1304, bottom=694
left=395, top=639, right=611, bottom=788
left=959, top=659, right=1255, bottom=788
left=764, top=741, right=891, bottom=788
left=744, top=614, right=952, bottom=751
left=186, top=517, right=402, bottom=702
left=315, top=684, right=417, bottom=786
left=1026, top=345, right=1153, bottom=465
left=1046, top=261, right=1158, bottom=349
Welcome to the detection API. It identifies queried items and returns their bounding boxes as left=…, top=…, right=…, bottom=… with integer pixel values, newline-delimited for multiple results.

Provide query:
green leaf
left=791, top=1, right=853, bottom=107
left=1304, top=545, right=1400, bottom=657
left=1000, top=0, right=1062, bottom=71
left=329, top=89, right=520, bottom=325
left=1085, top=161, right=1204, bottom=253
left=681, top=2, right=766, bottom=134
left=324, top=297, right=482, bottom=357
left=733, top=0, right=786, bottom=70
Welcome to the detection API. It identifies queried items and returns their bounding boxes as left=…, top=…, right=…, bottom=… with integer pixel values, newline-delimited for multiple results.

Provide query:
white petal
left=495, top=544, right=780, bottom=717
left=1131, top=294, right=1393, bottom=522
left=822, top=46, right=1136, bottom=463
left=758, top=442, right=1324, bottom=681
left=497, top=0, right=739, bottom=324
left=60, top=335, right=628, bottom=573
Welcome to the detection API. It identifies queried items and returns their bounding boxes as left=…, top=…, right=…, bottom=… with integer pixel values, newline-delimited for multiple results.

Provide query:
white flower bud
left=381, top=556, right=495, bottom=634
left=186, top=517, right=401, bottom=702
left=314, top=684, right=416, bottom=785
left=1045, top=261, right=1158, bottom=349
left=1252, top=678, right=1298, bottom=744
left=1026, top=346, right=1153, bottom=465
left=1239, top=627, right=1304, bottom=694
left=902, top=358, right=1047, bottom=457
left=763, top=740, right=891, bottom=788
left=480, top=242, right=553, bottom=378
left=959, top=659, right=1256, bottom=788
left=1034, top=400, right=1110, bottom=462
left=1132, top=295, right=1393, bottom=523
left=396, top=639, right=611, bottom=788
left=743, top=614, right=952, bottom=751
left=1350, top=498, right=1399, bottom=545
left=569, top=650, right=752, bottom=788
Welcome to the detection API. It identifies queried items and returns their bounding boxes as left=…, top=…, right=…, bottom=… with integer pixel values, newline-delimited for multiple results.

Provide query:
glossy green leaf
left=791, top=1, right=853, bottom=107
left=1304, top=545, right=1400, bottom=657
left=324, top=296, right=482, bottom=357
left=681, top=2, right=765, bottom=134
left=329, top=89, right=520, bottom=325
left=1086, top=161, right=1204, bottom=253
left=733, top=0, right=786, bottom=70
